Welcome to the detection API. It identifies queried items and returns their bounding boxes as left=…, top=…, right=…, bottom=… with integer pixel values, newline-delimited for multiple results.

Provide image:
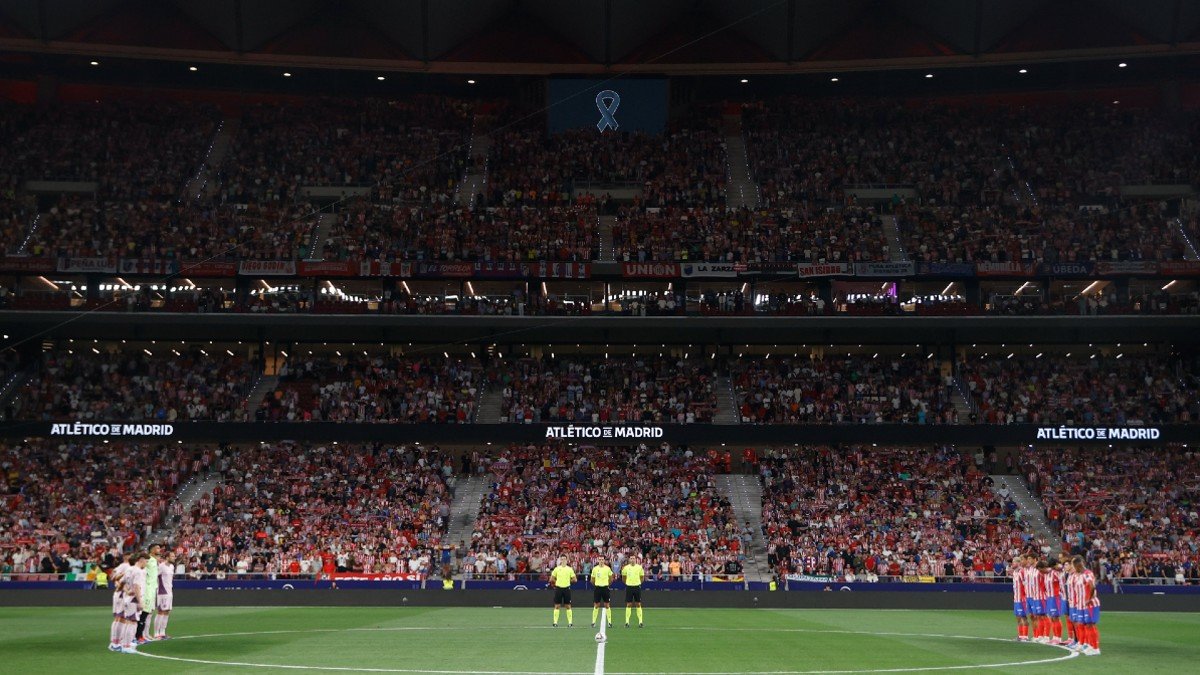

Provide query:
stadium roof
left=0, top=0, right=1198, bottom=74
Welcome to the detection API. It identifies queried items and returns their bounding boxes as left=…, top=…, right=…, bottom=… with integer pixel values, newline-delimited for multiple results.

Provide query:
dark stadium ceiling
left=1, top=0, right=1199, bottom=73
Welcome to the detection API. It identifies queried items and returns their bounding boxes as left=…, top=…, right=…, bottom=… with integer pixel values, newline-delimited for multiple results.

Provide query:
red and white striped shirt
left=1012, top=565, right=1027, bottom=602
left=1024, top=567, right=1047, bottom=601
left=1071, top=569, right=1101, bottom=609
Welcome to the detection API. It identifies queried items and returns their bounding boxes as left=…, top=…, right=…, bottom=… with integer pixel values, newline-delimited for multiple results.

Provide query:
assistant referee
left=549, top=556, right=577, bottom=627
left=590, top=557, right=614, bottom=628
left=621, top=555, right=645, bottom=628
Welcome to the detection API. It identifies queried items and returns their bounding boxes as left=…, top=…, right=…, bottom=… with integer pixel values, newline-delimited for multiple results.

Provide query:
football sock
left=592, top=608, right=599, bottom=625
left=1065, top=620, right=1074, bottom=641
left=625, top=607, right=632, bottom=623
left=553, top=608, right=560, bottom=624
left=636, top=607, right=643, bottom=624
left=110, top=621, right=120, bottom=643
left=1017, top=624, right=1027, bottom=638
left=156, top=614, right=169, bottom=636
left=566, top=609, right=573, bottom=624
left=1051, top=620, right=1061, bottom=640
left=1092, top=626, right=1100, bottom=649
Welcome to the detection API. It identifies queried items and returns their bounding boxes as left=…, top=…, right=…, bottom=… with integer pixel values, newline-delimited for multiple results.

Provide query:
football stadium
left=1, top=0, right=1199, bottom=673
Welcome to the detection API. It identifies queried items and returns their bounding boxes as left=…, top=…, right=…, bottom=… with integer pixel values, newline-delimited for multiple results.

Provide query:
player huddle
left=1011, top=554, right=1101, bottom=656
left=107, top=543, right=176, bottom=654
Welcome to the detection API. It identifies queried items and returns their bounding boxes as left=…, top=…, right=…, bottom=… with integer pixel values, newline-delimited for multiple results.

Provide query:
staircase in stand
left=445, top=475, right=491, bottom=565
left=0, top=366, right=34, bottom=418
left=304, top=213, right=339, bottom=261
left=713, top=376, right=740, bottom=425
left=456, top=129, right=492, bottom=208
left=244, top=375, right=278, bottom=417
left=714, top=474, right=770, bottom=583
left=598, top=215, right=617, bottom=261
left=1172, top=218, right=1199, bottom=260
left=185, top=117, right=240, bottom=202
left=475, top=386, right=505, bottom=423
left=881, top=214, right=910, bottom=262
left=723, top=123, right=760, bottom=210
left=990, top=474, right=1061, bottom=554
left=148, top=472, right=223, bottom=544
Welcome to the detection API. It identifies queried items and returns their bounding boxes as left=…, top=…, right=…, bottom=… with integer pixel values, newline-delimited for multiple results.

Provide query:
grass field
left=1, top=605, right=1197, bottom=674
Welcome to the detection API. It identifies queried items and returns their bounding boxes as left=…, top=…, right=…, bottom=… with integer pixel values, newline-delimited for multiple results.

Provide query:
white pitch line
left=134, top=624, right=1080, bottom=674
left=595, top=607, right=608, bottom=675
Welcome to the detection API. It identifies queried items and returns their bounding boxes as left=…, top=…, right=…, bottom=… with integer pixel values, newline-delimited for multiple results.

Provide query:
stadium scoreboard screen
left=547, top=78, right=669, bottom=134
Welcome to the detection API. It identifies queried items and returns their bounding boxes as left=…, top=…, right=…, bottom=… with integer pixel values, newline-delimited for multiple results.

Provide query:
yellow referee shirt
left=591, top=564, right=614, bottom=587
left=550, top=565, right=576, bottom=588
left=622, top=563, right=645, bottom=587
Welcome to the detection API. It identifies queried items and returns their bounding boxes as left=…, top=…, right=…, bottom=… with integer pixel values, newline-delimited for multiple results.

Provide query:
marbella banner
left=975, top=261, right=1037, bottom=276
left=796, top=262, right=851, bottom=278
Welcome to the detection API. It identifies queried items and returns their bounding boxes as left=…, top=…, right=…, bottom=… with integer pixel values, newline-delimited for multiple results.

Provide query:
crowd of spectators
left=613, top=204, right=888, bottom=263
left=1022, top=446, right=1199, bottom=584
left=497, top=356, right=717, bottom=424
left=464, top=443, right=746, bottom=580
left=323, top=202, right=597, bottom=262
left=760, top=446, right=1037, bottom=582
left=260, top=355, right=481, bottom=423
left=11, top=348, right=254, bottom=422
left=961, top=354, right=1200, bottom=425
left=0, top=440, right=202, bottom=575
left=173, top=442, right=453, bottom=577
left=733, top=356, right=957, bottom=424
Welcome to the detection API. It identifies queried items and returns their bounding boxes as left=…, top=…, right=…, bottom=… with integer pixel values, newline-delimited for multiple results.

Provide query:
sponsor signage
left=0, top=257, right=56, bottom=273
left=239, top=260, right=298, bottom=276
left=796, top=262, right=851, bottom=278
left=179, top=261, right=238, bottom=277
left=545, top=425, right=665, bottom=439
left=852, top=261, right=915, bottom=277
left=621, top=262, right=679, bottom=278
left=58, top=257, right=116, bottom=274
left=49, top=422, right=174, bottom=437
left=1035, top=426, right=1161, bottom=441
left=298, top=260, right=359, bottom=277
left=1094, top=261, right=1160, bottom=276
left=976, top=261, right=1036, bottom=276
left=1039, top=262, right=1094, bottom=277
left=916, top=262, right=976, bottom=277
left=681, top=262, right=739, bottom=278
left=322, top=572, right=424, bottom=581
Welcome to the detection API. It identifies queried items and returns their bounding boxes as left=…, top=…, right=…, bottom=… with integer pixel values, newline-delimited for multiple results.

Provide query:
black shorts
left=553, top=588, right=572, bottom=605
left=625, top=585, right=642, bottom=603
left=593, top=586, right=611, bottom=604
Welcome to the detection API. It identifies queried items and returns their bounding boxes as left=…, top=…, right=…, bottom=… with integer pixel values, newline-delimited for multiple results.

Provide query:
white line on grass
left=595, top=607, right=608, bottom=675
left=134, top=625, right=1079, bottom=674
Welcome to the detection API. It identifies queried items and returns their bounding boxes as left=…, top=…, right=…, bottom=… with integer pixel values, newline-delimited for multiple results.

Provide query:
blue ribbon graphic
left=595, top=90, right=620, bottom=132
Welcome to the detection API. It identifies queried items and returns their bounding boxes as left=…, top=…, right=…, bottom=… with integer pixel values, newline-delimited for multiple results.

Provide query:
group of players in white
left=107, top=543, right=176, bottom=654
left=1011, top=554, right=1102, bottom=656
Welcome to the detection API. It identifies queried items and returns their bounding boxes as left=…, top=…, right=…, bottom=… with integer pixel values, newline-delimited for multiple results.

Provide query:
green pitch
left=1, top=605, right=1198, bottom=673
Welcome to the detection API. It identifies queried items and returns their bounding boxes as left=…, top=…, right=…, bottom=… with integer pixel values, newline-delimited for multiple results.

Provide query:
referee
left=621, top=555, right=645, bottom=628
left=549, top=556, right=577, bottom=627
left=590, top=557, right=614, bottom=628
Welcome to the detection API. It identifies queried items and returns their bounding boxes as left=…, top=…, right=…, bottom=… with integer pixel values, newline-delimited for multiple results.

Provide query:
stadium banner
left=118, top=258, right=177, bottom=275
left=1038, top=262, right=1094, bottom=277
left=785, top=574, right=835, bottom=583
left=7, top=421, right=1197, bottom=445
left=179, top=261, right=238, bottom=277
left=852, top=262, right=915, bottom=277
left=57, top=257, right=116, bottom=274
left=0, top=257, right=56, bottom=273
left=362, top=261, right=411, bottom=277
left=796, top=262, right=851, bottom=278
left=536, top=261, right=590, bottom=279
left=239, top=260, right=298, bottom=276
left=915, top=262, right=976, bottom=277
left=621, top=262, right=679, bottom=278
left=1094, top=261, right=1160, bottom=276
left=474, top=262, right=532, bottom=279
left=743, top=262, right=796, bottom=275
left=298, top=260, right=360, bottom=277
left=976, top=261, right=1036, bottom=276
left=681, top=262, right=739, bottom=278
left=322, top=573, right=424, bottom=582
left=414, top=262, right=475, bottom=278
left=709, top=574, right=745, bottom=583
left=1158, top=261, right=1200, bottom=277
